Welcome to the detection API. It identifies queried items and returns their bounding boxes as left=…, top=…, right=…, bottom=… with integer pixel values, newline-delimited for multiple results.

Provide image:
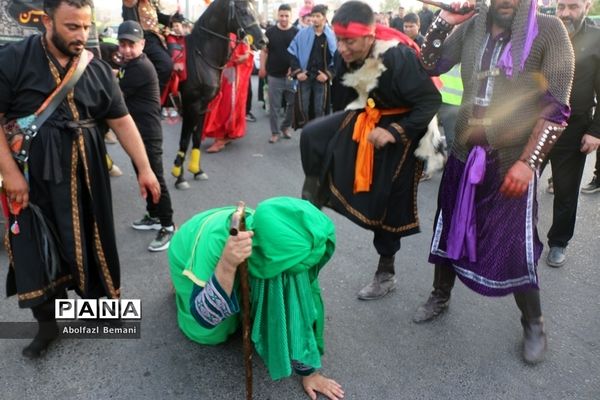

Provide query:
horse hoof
left=175, top=180, right=190, bottom=190
left=194, top=171, right=209, bottom=181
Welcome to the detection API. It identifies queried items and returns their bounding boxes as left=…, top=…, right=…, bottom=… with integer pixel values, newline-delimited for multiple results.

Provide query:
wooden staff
left=229, top=201, right=253, bottom=400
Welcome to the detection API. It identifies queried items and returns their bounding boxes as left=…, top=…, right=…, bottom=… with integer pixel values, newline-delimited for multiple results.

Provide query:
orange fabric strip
left=352, top=106, right=410, bottom=193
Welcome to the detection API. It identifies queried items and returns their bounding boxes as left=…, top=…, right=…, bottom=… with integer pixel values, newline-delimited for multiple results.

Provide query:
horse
left=171, top=0, right=267, bottom=189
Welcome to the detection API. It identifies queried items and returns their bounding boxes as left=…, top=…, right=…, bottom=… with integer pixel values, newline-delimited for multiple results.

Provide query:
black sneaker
left=245, top=112, right=257, bottom=122
left=132, top=214, right=161, bottom=231
left=148, top=226, right=174, bottom=252
left=581, top=176, right=600, bottom=194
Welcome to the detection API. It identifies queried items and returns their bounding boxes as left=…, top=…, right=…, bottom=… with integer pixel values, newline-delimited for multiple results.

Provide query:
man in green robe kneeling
left=168, top=196, right=344, bottom=400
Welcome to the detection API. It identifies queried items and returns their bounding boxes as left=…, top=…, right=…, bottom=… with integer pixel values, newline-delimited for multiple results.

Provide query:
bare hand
left=499, top=161, right=533, bottom=198
left=173, top=63, right=184, bottom=71
left=439, top=1, right=477, bottom=25
left=316, top=70, right=328, bottom=83
left=367, top=127, right=396, bottom=149
left=137, top=168, right=161, bottom=204
left=297, top=72, right=308, bottom=82
left=258, top=67, right=267, bottom=78
left=3, top=168, right=29, bottom=211
left=221, top=231, right=254, bottom=269
left=302, top=372, right=344, bottom=400
left=580, top=133, right=600, bottom=154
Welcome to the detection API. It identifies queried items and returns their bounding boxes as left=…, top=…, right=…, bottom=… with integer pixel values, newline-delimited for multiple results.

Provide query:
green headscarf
left=168, top=197, right=336, bottom=380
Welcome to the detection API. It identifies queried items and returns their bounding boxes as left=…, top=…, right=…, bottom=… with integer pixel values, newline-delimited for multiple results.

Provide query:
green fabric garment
left=168, top=197, right=336, bottom=380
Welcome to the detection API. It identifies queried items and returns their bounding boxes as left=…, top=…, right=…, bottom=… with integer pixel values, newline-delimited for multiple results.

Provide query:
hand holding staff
left=229, top=201, right=254, bottom=400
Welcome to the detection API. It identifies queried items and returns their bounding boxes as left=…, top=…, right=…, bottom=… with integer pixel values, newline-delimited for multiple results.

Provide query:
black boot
left=357, top=256, right=396, bottom=300
left=23, top=301, right=60, bottom=359
left=413, top=264, right=456, bottom=323
left=514, top=290, right=547, bottom=364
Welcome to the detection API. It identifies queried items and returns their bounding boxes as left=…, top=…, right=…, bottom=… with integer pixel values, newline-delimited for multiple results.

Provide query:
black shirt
left=569, top=19, right=600, bottom=137
left=265, top=25, right=298, bottom=77
left=0, top=35, right=127, bottom=122
left=118, top=53, right=162, bottom=139
left=412, top=34, right=425, bottom=48
left=418, top=9, right=434, bottom=36
left=390, top=17, right=404, bottom=33
left=307, top=33, right=328, bottom=76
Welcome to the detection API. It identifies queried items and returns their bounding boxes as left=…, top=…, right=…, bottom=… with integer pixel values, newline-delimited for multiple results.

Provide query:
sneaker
left=109, top=164, right=123, bottom=177
left=546, top=246, right=566, bottom=268
left=581, top=176, right=600, bottom=194
left=281, top=129, right=292, bottom=139
left=104, top=130, right=118, bottom=144
left=245, top=112, right=257, bottom=122
left=168, top=109, right=179, bottom=118
left=546, top=177, right=554, bottom=194
left=148, top=226, right=174, bottom=252
left=161, top=108, right=168, bottom=118
left=132, top=214, right=161, bottom=231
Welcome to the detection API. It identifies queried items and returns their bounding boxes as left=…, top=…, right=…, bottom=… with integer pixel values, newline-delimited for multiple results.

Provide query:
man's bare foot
left=302, top=372, right=344, bottom=400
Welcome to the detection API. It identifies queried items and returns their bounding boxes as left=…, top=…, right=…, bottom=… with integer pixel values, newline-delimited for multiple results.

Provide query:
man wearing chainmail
left=412, top=0, right=574, bottom=364
left=0, top=0, right=160, bottom=358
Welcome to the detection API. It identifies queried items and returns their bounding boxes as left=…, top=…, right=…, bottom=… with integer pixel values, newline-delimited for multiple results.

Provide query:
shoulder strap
left=29, top=49, right=94, bottom=132
left=12, top=50, right=93, bottom=166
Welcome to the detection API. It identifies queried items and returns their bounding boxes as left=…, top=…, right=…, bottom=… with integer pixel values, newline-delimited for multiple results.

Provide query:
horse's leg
left=171, top=109, right=195, bottom=190
left=188, top=113, right=208, bottom=180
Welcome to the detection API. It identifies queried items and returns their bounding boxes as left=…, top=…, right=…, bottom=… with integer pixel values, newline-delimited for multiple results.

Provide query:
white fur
left=415, top=115, right=446, bottom=173
left=341, top=39, right=445, bottom=173
left=342, top=40, right=399, bottom=111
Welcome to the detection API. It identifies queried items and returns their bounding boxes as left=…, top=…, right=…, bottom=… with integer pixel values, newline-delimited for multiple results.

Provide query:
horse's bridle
left=197, top=0, right=259, bottom=46
left=195, top=0, right=260, bottom=70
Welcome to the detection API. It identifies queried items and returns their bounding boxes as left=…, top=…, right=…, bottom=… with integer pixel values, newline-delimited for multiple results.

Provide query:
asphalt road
left=1, top=79, right=599, bottom=399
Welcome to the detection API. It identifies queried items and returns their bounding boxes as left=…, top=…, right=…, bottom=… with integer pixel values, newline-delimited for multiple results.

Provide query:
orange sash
left=352, top=102, right=410, bottom=193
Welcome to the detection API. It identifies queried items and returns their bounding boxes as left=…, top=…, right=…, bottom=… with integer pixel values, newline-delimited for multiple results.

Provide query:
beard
left=51, top=29, right=85, bottom=57
left=560, top=14, right=585, bottom=35
left=490, top=0, right=517, bottom=30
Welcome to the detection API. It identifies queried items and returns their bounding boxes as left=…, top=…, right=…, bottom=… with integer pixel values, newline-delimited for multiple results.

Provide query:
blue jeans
left=298, top=78, right=328, bottom=121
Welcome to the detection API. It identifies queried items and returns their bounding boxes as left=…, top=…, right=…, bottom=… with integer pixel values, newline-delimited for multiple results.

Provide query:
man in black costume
left=0, top=0, right=160, bottom=358
left=300, top=1, right=441, bottom=300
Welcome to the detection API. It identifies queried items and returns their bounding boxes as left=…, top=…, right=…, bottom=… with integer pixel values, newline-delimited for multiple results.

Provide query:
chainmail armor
left=422, top=2, right=574, bottom=174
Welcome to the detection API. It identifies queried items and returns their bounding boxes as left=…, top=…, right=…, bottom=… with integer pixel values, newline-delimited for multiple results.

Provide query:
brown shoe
left=269, top=134, right=280, bottom=143
left=206, top=139, right=227, bottom=153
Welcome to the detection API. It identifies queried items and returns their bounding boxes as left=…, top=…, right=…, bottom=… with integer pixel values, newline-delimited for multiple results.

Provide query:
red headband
left=332, top=22, right=375, bottom=38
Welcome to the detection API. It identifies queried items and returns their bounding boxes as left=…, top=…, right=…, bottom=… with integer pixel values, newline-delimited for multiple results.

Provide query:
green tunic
left=168, top=197, right=336, bottom=380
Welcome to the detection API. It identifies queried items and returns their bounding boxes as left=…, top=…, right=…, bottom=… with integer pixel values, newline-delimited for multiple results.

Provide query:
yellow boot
left=187, top=148, right=201, bottom=175
left=171, top=151, right=185, bottom=177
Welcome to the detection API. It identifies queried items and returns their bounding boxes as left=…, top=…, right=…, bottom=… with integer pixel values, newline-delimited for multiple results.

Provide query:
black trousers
left=133, top=137, right=173, bottom=227
left=545, top=114, right=591, bottom=248
left=143, top=34, right=173, bottom=97
left=246, top=74, right=253, bottom=114
left=373, top=230, right=401, bottom=257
